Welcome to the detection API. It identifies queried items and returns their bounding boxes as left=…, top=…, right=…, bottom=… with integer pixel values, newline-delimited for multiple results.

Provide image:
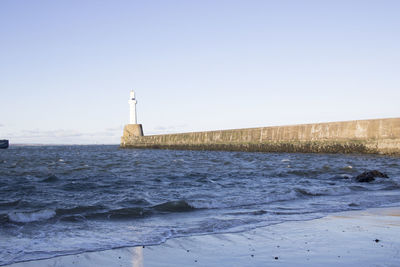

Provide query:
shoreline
left=5, top=206, right=400, bottom=266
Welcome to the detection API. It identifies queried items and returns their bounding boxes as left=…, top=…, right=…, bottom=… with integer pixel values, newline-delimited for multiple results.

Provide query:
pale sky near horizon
left=1, top=0, right=399, bottom=144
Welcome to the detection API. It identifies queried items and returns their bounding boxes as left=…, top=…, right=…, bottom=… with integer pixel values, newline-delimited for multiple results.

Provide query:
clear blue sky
left=1, top=0, right=399, bottom=144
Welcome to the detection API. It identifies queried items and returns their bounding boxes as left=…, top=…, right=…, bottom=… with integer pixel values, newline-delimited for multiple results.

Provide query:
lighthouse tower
left=129, top=90, right=137, bottom=124
left=121, top=90, right=144, bottom=142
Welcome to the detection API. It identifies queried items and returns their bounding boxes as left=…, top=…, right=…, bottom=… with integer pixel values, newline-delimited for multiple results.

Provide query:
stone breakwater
left=120, top=118, right=400, bottom=155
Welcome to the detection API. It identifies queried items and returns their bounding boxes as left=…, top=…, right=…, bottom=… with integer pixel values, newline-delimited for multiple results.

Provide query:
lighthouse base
left=123, top=124, right=143, bottom=137
left=121, top=124, right=143, bottom=147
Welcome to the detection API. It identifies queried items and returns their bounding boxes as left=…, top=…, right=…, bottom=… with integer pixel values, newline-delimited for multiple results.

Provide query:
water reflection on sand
left=131, top=246, right=143, bottom=267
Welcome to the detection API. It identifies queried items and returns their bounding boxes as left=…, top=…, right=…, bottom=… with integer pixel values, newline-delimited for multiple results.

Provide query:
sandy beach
left=5, top=206, right=400, bottom=267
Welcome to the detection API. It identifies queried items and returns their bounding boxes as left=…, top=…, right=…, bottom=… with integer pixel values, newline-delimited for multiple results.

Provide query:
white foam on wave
left=8, top=209, right=56, bottom=223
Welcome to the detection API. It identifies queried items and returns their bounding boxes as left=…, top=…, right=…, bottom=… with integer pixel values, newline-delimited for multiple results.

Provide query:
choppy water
left=1, top=145, right=399, bottom=265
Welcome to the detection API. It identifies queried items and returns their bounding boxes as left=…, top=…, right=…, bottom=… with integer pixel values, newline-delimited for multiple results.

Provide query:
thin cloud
left=150, top=124, right=189, bottom=135
left=8, top=128, right=123, bottom=144
left=105, top=126, right=123, bottom=132
left=154, top=126, right=168, bottom=131
left=19, top=129, right=85, bottom=138
left=154, top=124, right=188, bottom=131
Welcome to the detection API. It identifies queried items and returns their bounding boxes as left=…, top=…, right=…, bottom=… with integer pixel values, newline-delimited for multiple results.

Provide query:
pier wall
left=121, top=118, right=400, bottom=155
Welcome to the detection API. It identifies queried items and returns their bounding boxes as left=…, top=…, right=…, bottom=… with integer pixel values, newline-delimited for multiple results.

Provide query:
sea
left=1, top=145, right=399, bottom=265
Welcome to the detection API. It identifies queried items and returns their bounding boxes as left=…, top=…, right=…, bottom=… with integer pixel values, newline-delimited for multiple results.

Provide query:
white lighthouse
left=129, top=90, right=137, bottom=124
left=122, top=90, right=144, bottom=140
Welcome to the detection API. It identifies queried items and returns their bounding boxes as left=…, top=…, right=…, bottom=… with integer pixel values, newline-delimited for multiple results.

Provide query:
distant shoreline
left=7, top=143, right=120, bottom=146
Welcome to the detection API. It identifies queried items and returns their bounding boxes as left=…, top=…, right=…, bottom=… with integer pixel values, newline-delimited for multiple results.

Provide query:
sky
left=0, top=0, right=399, bottom=144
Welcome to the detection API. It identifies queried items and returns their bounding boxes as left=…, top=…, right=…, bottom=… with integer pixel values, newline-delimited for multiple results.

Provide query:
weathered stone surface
left=355, top=170, right=389, bottom=183
left=120, top=118, right=400, bottom=155
left=121, top=124, right=143, bottom=147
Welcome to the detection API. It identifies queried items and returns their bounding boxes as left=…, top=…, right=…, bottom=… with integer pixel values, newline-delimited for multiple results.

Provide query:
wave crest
left=8, top=209, right=56, bottom=223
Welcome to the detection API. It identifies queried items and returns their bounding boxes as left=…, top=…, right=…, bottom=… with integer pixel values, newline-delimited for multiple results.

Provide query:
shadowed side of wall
left=120, top=118, right=400, bottom=155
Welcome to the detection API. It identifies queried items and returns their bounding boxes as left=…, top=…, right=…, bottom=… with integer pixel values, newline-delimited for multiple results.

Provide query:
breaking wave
left=8, top=209, right=56, bottom=223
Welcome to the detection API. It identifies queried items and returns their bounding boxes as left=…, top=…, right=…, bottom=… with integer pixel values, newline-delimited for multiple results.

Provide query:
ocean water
left=1, top=145, right=399, bottom=265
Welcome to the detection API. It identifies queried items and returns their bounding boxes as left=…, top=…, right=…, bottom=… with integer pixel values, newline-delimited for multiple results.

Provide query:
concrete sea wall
left=120, top=118, right=400, bottom=155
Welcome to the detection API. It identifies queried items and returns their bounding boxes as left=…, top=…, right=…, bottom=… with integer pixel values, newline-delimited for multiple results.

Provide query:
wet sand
left=6, top=207, right=400, bottom=267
